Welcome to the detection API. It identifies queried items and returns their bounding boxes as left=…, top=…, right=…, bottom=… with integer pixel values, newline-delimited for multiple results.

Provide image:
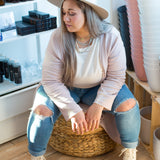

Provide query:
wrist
left=93, top=103, right=104, bottom=110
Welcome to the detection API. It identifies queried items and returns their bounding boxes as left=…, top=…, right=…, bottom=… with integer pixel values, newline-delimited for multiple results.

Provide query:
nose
left=63, top=14, right=71, bottom=22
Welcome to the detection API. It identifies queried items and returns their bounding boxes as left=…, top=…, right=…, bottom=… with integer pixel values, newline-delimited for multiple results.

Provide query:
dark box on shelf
left=36, top=23, right=57, bottom=32
left=22, top=15, right=57, bottom=26
left=22, top=16, right=57, bottom=32
left=29, top=10, right=50, bottom=19
left=15, top=21, right=36, bottom=36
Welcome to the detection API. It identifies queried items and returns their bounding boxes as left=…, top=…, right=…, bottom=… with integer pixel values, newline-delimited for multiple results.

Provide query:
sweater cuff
left=94, top=96, right=116, bottom=111
left=60, top=107, right=83, bottom=121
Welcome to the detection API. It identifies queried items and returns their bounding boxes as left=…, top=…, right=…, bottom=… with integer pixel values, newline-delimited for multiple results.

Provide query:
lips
left=65, top=24, right=72, bottom=28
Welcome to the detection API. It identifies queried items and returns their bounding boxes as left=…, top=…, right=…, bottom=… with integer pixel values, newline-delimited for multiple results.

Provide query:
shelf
left=126, top=70, right=160, bottom=158
left=0, top=0, right=37, bottom=9
left=140, top=140, right=154, bottom=160
left=0, top=0, right=57, bottom=144
left=0, top=29, right=55, bottom=44
left=126, top=70, right=160, bottom=99
left=0, top=76, right=41, bottom=96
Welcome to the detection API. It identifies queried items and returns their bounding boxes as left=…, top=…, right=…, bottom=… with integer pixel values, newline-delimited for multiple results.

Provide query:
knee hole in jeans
left=34, top=105, right=53, bottom=117
left=116, top=98, right=136, bottom=112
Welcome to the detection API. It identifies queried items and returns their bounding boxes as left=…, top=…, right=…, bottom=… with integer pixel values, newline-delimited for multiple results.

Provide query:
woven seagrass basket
left=49, top=115, right=116, bottom=157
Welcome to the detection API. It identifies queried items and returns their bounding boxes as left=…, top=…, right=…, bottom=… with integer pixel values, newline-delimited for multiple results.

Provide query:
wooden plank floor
left=0, top=135, right=153, bottom=160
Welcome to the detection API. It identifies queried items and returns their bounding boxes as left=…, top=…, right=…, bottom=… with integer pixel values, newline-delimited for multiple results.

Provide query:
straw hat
left=47, top=0, right=109, bottom=19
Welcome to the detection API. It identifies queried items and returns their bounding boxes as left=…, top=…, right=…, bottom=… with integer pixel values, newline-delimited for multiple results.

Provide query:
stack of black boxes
left=16, top=10, right=57, bottom=36
left=0, top=58, right=22, bottom=84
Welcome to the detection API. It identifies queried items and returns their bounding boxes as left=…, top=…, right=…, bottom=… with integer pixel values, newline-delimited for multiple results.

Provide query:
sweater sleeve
left=41, top=29, right=82, bottom=121
left=94, top=27, right=126, bottom=110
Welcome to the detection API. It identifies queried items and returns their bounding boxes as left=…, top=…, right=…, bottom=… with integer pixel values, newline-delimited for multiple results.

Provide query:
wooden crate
left=126, top=70, right=160, bottom=159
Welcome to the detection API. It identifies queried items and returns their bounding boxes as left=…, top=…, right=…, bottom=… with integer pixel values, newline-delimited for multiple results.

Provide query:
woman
left=27, top=0, right=141, bottom=160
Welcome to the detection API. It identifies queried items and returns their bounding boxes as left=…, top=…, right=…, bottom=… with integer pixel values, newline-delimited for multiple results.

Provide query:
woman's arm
left=41, top=29, right=82, bottom=121
left=94, top=27, right=126, bottom=111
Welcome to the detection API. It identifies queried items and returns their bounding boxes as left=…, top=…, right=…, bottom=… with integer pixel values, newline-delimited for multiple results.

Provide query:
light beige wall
left=110, top=0, right=126, bottom=29
left=96, top=0, right=126, bottom=29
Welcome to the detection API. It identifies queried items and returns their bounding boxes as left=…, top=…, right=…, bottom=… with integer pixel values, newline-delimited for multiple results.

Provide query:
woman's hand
left=70, top=110, right=88, bottom=135
left=85, top=103, right=104, bottom=131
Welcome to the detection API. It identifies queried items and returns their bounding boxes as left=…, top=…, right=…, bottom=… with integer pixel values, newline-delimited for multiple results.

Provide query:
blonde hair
left=60, top=0, right=110, bottom=86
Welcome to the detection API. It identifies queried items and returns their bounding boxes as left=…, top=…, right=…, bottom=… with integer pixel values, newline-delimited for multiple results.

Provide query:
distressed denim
left=27, top=84, right=140, bottom=157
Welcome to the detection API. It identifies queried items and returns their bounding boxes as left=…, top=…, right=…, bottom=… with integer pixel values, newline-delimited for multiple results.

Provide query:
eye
left=62, top=11, right=66, bottom=15
left=69, top=12, right=76, bottom=16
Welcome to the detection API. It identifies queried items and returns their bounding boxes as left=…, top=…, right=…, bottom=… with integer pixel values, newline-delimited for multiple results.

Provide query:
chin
left=66, top=27, right=77, bottom=33
left=66, top=28, right=75, bottom=32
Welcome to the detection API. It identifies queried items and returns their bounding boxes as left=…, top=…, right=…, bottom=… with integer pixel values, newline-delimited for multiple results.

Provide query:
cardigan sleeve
left=41, top=29, right=82, bottom=121
left=94, top=27, right=126, bottom=110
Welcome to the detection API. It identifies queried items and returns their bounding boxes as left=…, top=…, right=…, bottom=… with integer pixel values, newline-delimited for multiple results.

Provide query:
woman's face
left=62, top=0, right=86, bottom=33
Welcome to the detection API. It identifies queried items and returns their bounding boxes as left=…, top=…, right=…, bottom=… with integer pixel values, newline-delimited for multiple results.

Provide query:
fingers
left=71, top=121, right=88, bottom=135
left=73, top=123, right=80, bottom=135
left=87, top=119, right=100, bottom=131
left=77, top=122, right=88, bottom=135
left=71, top=122, right=76, bottom=133
left=87, top=119, right=92, bottom=131
left=79, top=123, right=83, bottom=135
left=91, top=120, right=96, bottom=131
left=78, top=121, right=88, bottom=135
left=95, top=120, right=99, bottom=129
left=70, top=111, right=89, bottom=135
left=72, top=120, right=99, bottom=134
left=83, top=121, right=88, bottom=133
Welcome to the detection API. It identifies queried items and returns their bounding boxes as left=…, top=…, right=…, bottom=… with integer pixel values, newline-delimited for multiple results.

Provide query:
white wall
left=37, top=0, right=60, bottom=63
left=110, top=0, right=126, bottom=29
left=95, top=0, right=111, bottom=23
left=96, top=0, right=126, bottom=29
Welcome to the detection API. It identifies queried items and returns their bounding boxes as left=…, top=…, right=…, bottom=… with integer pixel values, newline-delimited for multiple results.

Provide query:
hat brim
left=80, top=0, right=108, bottom=19
left=47, top=0, right=108, bottom=19
left=47, top=0, right=63, bottom=7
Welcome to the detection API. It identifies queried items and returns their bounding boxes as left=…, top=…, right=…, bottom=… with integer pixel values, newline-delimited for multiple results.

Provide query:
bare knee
left=34, top=105, right=53, bottom=117
left=116, top=99, right=136, bottom=112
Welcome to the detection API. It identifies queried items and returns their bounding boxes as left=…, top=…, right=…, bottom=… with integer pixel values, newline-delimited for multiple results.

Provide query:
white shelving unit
left=1, top=77, right=41, bottom=96
left=0, top=28, right=54, bottom=96
left=0, top=28, right=53, bottom=44
left=0, top=0, right=57, bottom=144
left=1, top=0, right=37, bottom=9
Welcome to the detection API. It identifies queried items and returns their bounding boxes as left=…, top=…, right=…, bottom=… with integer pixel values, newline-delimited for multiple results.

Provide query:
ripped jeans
left=27, top=84, right=141, bottom=157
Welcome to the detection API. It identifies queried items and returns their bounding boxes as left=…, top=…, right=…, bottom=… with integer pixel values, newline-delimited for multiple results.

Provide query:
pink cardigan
left=41, top=26, right=126, bottom=121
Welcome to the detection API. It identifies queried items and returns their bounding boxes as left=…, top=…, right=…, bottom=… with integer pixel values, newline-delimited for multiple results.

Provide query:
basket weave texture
left=49, top=115, right=116, bottom=157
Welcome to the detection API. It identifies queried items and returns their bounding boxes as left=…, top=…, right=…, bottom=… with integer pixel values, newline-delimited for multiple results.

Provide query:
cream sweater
left=73, top=37, right=103, bottom=88
left=41, top=25, right=126, bottom=121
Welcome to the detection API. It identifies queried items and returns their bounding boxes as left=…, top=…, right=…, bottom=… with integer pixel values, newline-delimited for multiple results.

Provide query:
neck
left=75, top=30, right=90, bottom=42
left=77, top=34, right=90, bottom=41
